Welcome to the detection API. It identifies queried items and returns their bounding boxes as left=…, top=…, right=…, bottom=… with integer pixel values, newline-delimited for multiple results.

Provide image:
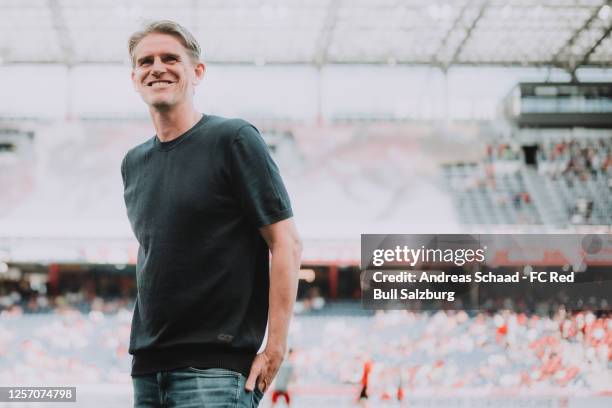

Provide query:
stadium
left=0, top=0, right=611, bottom=407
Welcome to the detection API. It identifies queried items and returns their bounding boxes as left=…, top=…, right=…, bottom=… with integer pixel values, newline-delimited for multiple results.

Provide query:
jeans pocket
left=169, top=368, right=241, bottom=407
left=253, top=387, right=264, bottom=405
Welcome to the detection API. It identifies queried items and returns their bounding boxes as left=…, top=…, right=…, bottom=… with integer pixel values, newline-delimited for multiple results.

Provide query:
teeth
left=150, top=81, right=172, bottom=87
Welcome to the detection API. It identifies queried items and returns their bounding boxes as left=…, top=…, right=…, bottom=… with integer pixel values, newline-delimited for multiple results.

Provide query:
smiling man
left=121, top=20, right=302, bottom=408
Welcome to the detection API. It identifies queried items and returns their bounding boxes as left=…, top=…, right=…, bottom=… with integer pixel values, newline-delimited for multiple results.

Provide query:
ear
left=193, top=62, right=206, bottom=86
left=131, top=70, right=139, bottom=91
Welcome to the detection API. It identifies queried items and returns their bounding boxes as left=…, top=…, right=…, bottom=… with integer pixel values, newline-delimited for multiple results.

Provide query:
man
left=121, top=20, right=302, bottom=407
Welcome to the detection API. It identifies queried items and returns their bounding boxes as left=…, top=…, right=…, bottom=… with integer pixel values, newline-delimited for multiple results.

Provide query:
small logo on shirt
left=217, top=333, right=234, bottom=343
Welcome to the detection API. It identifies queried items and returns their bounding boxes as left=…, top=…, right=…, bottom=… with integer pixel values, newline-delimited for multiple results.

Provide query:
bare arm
left=245, top=217, right=302, bottom=393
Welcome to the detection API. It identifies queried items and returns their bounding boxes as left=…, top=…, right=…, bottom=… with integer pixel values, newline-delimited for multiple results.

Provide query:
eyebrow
left=136, top=53, right=181, bottom=65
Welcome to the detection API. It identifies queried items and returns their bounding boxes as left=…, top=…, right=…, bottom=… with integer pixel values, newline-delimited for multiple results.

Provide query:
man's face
left=131, top=33, right=204, bottom=111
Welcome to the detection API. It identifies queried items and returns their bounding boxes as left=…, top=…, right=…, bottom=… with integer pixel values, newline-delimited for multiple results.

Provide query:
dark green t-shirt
left=121, top=114, right=293, bottom=377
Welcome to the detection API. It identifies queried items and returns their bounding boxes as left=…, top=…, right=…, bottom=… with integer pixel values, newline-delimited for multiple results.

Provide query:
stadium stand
left=443, top=132, right=612, bottom=227
left=1, top=304, right=610, bottom=400
left=536, top=137, right=612, bottom=226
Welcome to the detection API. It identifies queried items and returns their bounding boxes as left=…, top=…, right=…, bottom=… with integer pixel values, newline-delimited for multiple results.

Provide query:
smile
left=147, top=80, right=174, bottom=87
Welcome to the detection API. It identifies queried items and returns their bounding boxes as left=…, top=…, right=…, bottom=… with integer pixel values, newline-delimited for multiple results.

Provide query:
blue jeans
left=132, top=367, right=264, bottom=407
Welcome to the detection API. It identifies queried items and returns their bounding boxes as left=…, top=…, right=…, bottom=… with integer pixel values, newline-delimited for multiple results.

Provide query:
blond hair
left=128, top=20, right=201, bottom=67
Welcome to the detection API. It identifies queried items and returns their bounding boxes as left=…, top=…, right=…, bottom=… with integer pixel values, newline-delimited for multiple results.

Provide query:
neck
left=149, top=103, right=202, bottom=142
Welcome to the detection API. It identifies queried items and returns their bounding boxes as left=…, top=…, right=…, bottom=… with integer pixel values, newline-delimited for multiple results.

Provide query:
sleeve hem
left=121, top=154, right=128, bottom=187
left=254, top=208, right=294, bottom=228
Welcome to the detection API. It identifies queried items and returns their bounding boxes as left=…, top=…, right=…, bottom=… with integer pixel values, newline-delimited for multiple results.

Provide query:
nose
left=151, top=56, right=166, bottom=76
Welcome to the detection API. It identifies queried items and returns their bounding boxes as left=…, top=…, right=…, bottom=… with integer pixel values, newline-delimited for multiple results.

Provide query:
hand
left=245, top=348, right=284, bottom=393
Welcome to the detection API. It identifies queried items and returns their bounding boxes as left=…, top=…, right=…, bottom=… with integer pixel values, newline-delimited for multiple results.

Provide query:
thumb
left=245, top=358, right=262, bottom=392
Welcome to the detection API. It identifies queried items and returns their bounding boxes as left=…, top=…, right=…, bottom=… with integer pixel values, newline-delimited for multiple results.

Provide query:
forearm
left=248, top=219, right=301, bottom=392
left=265, top=239, right=301, bottom=355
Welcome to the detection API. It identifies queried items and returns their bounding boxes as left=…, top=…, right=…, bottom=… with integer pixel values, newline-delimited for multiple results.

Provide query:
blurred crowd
left=1, top=299, right=609, bottom=399
left=537, top=137, right=612, bottom=225
left=0, top=304, right=133, bottom=385
left=292, top=309, right=611, bottom=403
left=447, top=136, right=612, bottom=226
left=0, top=280, right=132, bottom=315
left=537, top=138, right=612, bottom=181
left=485, top=143, right=522, bottom=162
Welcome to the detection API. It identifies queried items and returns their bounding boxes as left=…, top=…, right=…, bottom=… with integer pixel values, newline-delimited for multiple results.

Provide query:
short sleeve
left=230, top=125, right=293, bottom=227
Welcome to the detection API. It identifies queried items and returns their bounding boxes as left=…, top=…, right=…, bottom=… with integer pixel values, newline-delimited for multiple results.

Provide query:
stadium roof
left=1, top=0, right=612, bottom=72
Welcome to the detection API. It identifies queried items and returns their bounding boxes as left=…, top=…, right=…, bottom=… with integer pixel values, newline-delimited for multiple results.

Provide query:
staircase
left=521, top=166, right=567, bottom=227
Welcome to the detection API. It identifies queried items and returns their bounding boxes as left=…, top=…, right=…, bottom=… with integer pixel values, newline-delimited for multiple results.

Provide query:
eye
left=139, top=58, right=152, bottom=67
left=163, top=56, right=178, bottom=63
